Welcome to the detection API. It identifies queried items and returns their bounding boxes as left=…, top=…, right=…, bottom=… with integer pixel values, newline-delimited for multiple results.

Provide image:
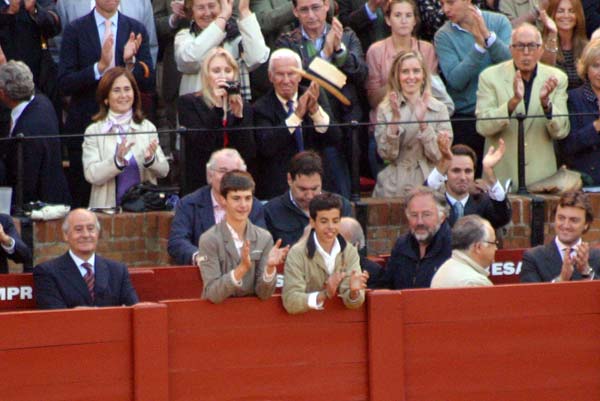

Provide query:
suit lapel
left=85, top=11, right=102, bottom=63
left=60, top=253, right=93, bottom=303
left=219, top=221, right=241, bottom=265
left=198, top=187, right=216, bottom=233
left=94, top=256, right=110, bottom=302
left=116, top=12, right=129, bottom=65
left=545, top=242, right=563, bottom=279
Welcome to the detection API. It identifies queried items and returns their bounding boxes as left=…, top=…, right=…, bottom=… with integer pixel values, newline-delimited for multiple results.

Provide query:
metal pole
left=516, top=113, right=528, bottom=195
left=350, top=120, right=361, bottom=202
left=14, top=133, right=24, bottom=216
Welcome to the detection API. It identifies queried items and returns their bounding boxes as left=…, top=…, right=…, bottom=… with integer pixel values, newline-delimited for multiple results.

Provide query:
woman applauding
left=83, top=67, right=169, bottom=208
left=373, top=51, right=452, bottom=198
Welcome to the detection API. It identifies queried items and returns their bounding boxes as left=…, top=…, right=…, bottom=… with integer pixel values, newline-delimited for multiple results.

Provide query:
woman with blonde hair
left=373, top=51, right=452, bottom=198
left=558, top=39, right=600, bottom=184
left=540, top=0, right=588, bottom=89
left=177, top=47, right=255, bottom=194
left=82, top=67, right=169, bottom=208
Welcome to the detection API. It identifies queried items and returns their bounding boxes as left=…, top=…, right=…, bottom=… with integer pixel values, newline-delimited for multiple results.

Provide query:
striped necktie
left=82, top=262, right=95, bottom=302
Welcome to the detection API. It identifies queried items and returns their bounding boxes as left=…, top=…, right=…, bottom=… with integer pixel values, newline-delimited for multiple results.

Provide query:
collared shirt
left=288, top=190, right=309, bottom=216
left=308, top=232, right=341, bottom=309
left=210, top=190, right=226, bottom=224
left=450, top=8, right=497, bottom=54
left=554, top=236, right=581, bottom=262
left=1, top=238, right=15, bottom=254
left=427, top=167, right=506, bottom=201
left=93, top=9, right=119, bottom=79
left=275, top=92, right=330, bottom=134
left=9, top=96, right=34, bottom=136
left=69, top=250, right=96, bottom=278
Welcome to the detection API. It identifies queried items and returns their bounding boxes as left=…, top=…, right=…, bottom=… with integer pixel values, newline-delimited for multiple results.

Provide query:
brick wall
left=16, top=193, right=600, bottom=270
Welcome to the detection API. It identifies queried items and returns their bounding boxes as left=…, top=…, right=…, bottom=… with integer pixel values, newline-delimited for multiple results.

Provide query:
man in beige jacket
left=282, top=193, right=369, bottom=314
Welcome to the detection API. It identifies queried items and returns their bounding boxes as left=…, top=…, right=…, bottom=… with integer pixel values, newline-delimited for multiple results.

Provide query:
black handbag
left=120, top=182, right=179, bottom=212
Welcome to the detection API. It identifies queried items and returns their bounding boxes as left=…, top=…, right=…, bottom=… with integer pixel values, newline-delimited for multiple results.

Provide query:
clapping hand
left=540, top=75, right=558, bottom=110
left=116, top=137, right=135, bottom=165
left=144, top=139, right=159, bottom=163
left=266, top=239, right=290, bottom=275
left=349, top=270, right=369, bottom=292
left=123, top=32, right=143, bottom=64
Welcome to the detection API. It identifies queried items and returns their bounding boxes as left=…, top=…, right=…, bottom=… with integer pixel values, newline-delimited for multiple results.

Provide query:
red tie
left=82, top=262, right=95, bottom=302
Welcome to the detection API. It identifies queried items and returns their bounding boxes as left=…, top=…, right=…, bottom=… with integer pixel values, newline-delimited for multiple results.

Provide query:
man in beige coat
left=282, top=193, right=369, bottom=314
left=476, top=23, right=570, bottom=190
left=198, top=170, right=289, bottom=303
left=431, top=215, right=495, bottom=288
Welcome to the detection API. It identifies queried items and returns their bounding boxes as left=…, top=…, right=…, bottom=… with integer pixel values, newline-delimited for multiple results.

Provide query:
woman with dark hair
left=558, top=39, right=600, bottom=184
left=373, top=51, right=452, bottom=198
left=540, top=0, right=588, bottom=89
left=82, top=67, right=169, bottom=208
left=177, top=47, right=255, bottom=194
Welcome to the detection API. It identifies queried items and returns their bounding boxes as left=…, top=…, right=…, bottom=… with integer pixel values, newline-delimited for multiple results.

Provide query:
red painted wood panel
left=151, top=266, right=203, bottom=301
left=0, top=307, right=134, bottom=401
left=162, top=295, right=369, bottom=401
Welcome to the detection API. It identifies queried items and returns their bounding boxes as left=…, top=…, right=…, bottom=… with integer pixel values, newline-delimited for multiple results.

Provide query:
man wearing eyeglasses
left=476, top=22, right=570, bottom=189
left=168, top=148, right=265, bottom=266
left=431, top=215, right=495, bottom=288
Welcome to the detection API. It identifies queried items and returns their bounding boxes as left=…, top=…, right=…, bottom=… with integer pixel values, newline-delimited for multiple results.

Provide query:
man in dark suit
left=264, top=150, right=352, bottom=247
left=337, top=0, right=389, bottom=59
left=34, top=208, right=139, bottom=309
left=58, top=0, right=155, bottom=207
left=0, top=213, right=31, bottom=274
left=521, top=191, right=600, bottom=283
left=582, top=0, right=600, bottom=37
left=254, top=48, right=341, bottom=200
left=426, top=135, right=511, bottom=230
left=168, top=149, right=265, bottom=266
left=0, top=61, right=71, bottom=206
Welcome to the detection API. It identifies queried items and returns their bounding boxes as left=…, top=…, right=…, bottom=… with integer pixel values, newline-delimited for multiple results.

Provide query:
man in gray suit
left=198, top=170, right=289, bottom=304
left=521, top=191, right=600, bottom=283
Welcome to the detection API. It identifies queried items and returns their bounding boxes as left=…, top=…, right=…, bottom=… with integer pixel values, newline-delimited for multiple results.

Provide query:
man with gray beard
left=382, top=186, right=452, bottom=289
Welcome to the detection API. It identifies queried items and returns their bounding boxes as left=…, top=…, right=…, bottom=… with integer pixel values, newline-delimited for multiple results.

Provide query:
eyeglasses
left=296, top=3, right=323, bottom=15
left=482, top=239, right=500, bottom=247
left=511, top=43, right=542, bottom=52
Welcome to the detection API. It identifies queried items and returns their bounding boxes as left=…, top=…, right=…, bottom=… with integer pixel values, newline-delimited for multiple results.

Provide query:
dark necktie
left=82, top=262, right=95, bottom=302
left=286, top=100, right=304, bottom=152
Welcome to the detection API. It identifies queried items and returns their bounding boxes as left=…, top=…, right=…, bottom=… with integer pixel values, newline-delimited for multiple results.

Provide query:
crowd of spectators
left=0, top=0, right=599, bottom=311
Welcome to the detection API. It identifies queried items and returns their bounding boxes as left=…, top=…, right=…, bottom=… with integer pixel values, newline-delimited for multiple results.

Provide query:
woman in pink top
left=365, top=0, right=452, bottom=176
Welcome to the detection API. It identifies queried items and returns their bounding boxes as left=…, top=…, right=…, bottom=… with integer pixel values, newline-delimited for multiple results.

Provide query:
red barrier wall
left=162, top=296, right=369, bottom=401
left=369, top=281, right=600, bottom=401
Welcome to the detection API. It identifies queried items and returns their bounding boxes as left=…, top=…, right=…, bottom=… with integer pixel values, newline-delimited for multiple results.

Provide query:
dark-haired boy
left=198, top=171, right=289, bottom=303
left=282, top=192, right=368, bottom=314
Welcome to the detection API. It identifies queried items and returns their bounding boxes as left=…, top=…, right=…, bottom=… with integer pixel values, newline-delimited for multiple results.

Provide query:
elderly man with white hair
left=0, top=60, right=70, bottom=206
left=253, top=48, right=341, bottom=200
left=168, top=148, right=265, bottom=266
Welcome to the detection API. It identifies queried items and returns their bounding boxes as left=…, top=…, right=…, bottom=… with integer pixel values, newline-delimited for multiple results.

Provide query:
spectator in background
left=431, top=215, right=495, bottom=288
left=476, top=23, right=570, bottom=188
left=177, top=47, right=256, bottom=195
left=582, top=0, right=599, bottom=38
left=0, top=213, right=31, bottom=274
left=276, top=0, right=368, bottom=199
left=153, top=0, right=190, bottom=154
left=174, top=0, right=269, bottom=98
left=198, top=170, right=289, bottom=304
left=34, top=209, right=139, bottom=309
left=58, top=0, right=155, bottom=207
left=82, top=67, right=169, bottom=209
left=365, top=0, right=454, bottom=176
left=57, top=0, right=159, bottom=65
left=338, top=217, right=384, bottom=289
left=521, top=191, right=600, bottom=282
left=282, top=192, right=368, bottom=314
left=434, top=0, right=512, bottom=177
left=498, top=0, right=544, bottom=28
left=419, top=0, right=498, bottom=41
left=251, top=0, right=297, bottom=49
left=426, top=133, right=511, bottom=229
left=558, top=39, right=600, bottom=185
left=382, top=186, right=451, bottom=289
left=253, top=49, right=341, bottom=200
left=373, top=51, right=452, bottom=198
left=264, top=151, right=352, bottom=248
left=168, top=149, right=265, bottom=266
left=338, top=0, right=390, bottom=53
left=0, top=61, right=70, bottom=206
left=539, top=0, right=588, bottom=90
